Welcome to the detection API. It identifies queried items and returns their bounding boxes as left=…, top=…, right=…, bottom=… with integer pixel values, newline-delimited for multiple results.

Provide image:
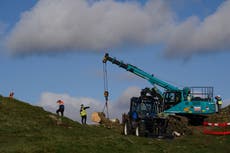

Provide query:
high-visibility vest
left=80, top=108, right=87, bottom=116
left=218, top=100, right=223, bottom=105
left=187, top=94, right=191, bottom=102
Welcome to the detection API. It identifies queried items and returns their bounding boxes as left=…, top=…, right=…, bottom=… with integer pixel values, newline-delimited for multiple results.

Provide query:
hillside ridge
left=1, top=95, right=230, bottom=153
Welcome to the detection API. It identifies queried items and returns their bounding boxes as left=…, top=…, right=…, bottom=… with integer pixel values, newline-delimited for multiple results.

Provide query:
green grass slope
left=0, top=95, right=230, bottom=153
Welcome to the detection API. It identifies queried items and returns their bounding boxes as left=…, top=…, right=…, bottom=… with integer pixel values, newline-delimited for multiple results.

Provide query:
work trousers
left=217, top=104, right=222, bottom=113
left=81, top=115, right=87, bottom=124
left=56, top=105, right=64, bottom=116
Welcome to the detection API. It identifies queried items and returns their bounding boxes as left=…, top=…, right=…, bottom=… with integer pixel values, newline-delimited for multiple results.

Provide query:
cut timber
left=91, top=112, right=120, bottom=129
left=91, top=112, right=101, bottom=123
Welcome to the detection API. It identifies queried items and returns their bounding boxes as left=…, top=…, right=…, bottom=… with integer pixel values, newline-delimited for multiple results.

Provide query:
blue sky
left=0, top=0, right=230, bottom=122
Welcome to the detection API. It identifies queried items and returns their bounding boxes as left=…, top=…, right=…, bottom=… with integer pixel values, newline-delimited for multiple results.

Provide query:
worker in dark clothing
left=9, top=92, right=14, bottom=99
left=56, top=100, right=65, bottom=116
left=80, top=104, right=90, bottom=124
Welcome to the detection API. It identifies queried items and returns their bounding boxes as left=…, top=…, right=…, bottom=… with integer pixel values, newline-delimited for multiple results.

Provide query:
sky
left=0, top=0, right=230, bottom=123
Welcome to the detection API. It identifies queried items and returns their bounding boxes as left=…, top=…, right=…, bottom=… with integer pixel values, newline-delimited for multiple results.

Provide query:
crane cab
left=163, top=87, right=216, bottom=115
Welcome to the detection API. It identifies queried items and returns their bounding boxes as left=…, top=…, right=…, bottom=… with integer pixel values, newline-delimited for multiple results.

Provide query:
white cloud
left=37, top=86, right=140, bottom=123
left=109, top=86, right=140, bottom=119
left=5, top=0, right=230, bottom=57
left=166, top=0, right=230, bottom=57
left=6, top=0, right=174, bottom=55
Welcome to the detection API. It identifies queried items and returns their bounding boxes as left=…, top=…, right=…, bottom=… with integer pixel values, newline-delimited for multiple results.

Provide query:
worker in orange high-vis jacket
left=56, top=100, right=65, bottom=116
left=80, top=104, right=90, bottom=124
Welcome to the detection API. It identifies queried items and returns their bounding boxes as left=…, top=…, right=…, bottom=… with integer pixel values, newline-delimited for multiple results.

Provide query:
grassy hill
left=0, top=95, right=230, bottom=153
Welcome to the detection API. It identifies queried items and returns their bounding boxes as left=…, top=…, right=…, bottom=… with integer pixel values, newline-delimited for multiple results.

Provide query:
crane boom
left=102, top=53, right=217, bottom=125
left=103, top=53, right=179, bottom=91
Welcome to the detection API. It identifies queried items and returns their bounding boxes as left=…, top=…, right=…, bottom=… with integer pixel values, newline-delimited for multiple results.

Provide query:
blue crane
left=103, top=53, right=216, bottom=117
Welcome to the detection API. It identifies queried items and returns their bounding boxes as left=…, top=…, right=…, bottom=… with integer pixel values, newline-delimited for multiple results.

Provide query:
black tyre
left=123, top=121, right=130, bottom=135
left=135, top=123, right=145, bottom=137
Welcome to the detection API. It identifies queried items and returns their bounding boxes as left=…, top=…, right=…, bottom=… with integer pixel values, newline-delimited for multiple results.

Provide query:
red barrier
left=203, top=122, right=230, bottom=135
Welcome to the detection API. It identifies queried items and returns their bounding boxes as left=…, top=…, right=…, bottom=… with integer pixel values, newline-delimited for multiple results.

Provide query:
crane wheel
left=123, top=121, right=130, bottom=135
left=135, top=126, right=140, bottom=136
left=135, top=123, right=145, bottom=137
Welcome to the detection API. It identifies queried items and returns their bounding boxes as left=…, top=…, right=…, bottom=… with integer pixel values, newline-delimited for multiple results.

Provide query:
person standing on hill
left=56, top=100, right=65, bottom=116
left=80, top=104, right=90, bottom=124
left=9, top=92, right=14, bottom=99
left=215, top=95, right=223, bottom=113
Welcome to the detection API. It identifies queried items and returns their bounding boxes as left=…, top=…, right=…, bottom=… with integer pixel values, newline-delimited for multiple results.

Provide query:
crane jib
left=127, top=65, right=179, bottom=91
left=104, top=53, right=179, bottom=91
left=110, top=58, right=128, bottom=69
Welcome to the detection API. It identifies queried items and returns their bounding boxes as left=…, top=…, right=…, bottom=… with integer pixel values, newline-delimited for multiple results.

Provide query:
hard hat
left=217, top=95, right=221, bottom=98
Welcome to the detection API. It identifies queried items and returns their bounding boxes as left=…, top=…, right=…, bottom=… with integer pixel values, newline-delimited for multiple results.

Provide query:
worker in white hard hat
left=215, top=95, right=223, bottom=113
